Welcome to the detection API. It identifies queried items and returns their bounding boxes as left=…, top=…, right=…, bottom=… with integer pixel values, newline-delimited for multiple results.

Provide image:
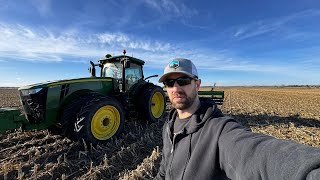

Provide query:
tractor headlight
left=20, top=88, right=43, bottom=96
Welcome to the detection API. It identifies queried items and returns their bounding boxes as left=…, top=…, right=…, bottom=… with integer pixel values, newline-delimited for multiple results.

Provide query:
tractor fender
left=56, top=90, right=106, bottom=125
left=128, top=80, right=154, bottom=98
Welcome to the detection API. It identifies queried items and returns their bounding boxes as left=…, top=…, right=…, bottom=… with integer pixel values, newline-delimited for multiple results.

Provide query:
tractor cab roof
left=99, top=55, right=145, bottom=66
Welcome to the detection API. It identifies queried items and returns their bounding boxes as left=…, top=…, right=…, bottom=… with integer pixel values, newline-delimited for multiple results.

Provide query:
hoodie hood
left=168, top=98, right=224, bottom=135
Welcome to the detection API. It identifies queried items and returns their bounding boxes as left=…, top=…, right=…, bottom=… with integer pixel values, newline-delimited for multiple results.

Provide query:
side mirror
left=124, top=60, right=131, bottom=68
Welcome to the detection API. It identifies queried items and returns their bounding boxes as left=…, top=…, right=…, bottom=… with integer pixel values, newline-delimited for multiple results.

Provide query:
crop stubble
left=0, top=87, right=319, bottom=179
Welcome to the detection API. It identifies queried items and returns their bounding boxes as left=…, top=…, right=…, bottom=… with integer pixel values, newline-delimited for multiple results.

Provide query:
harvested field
left=221, top=87, right=320, bottom=147
left=0, top=88, right=20, bottom=108
left=0, top=87, right=320, bottom=179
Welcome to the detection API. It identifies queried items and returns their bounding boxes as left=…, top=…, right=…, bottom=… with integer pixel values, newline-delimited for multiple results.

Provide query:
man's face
left=164, top=73, right=201, bottom=110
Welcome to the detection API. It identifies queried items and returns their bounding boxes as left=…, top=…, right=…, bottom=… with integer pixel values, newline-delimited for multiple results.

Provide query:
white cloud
left=233, top=9, right=320, bottom=40
left=0, top=23, right=172, bottom=62
left=127, top=41, right=171, bottom=52
left=143, top=0, right=198, bottom=19
left=97, top=33, right=129, bottom=44
left=1, top=21, right=318, bottom=81
left=0, top=23, right=79, bottom=58
left=233, top=20, right=284, bottom=40
left=96, top=33, right=171, bottom=52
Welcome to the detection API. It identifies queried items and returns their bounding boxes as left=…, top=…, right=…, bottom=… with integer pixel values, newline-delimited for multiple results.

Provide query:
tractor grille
left=19, top=88, right=48, bottom=124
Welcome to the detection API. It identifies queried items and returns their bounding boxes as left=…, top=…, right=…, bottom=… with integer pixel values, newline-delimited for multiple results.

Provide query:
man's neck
left=177, top=97, right=200, bottom=119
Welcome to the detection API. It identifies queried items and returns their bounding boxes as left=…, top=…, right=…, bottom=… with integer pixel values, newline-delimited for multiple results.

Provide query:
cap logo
left=169, top=60, right=179, bottom=69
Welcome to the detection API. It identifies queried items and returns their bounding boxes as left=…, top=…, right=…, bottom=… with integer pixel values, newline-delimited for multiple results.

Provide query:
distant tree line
left=277, top=85, right=320, bottom=88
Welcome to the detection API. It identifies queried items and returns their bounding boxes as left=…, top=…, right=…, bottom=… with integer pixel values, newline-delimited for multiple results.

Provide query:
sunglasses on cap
left=163, top=77, right=196, bottom=87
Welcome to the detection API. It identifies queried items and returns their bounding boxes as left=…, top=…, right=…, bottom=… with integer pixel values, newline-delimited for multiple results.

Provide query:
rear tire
left=74, top=96, right=125, bottom=144
left=138, top=86, right=166, bottom=123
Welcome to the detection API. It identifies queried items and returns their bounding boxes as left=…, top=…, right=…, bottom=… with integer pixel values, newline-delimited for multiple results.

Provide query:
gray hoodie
left=155, top=98, right=320, bottom=180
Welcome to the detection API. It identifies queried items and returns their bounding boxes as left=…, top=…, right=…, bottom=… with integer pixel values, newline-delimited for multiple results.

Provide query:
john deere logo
left=169, top=60, right=179, bottom=69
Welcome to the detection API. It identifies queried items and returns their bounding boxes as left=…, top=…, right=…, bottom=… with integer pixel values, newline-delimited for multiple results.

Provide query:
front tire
left=74, top=96, right=125, bottom=144
left=59, top=95, right=94, bottom=139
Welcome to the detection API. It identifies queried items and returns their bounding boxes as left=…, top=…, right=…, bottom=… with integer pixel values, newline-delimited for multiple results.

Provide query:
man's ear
left=196, top=79, right=201, bottom=90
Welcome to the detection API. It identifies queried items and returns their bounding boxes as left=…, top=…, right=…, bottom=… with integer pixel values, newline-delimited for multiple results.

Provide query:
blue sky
left=0, top=0, right=319, bottom=87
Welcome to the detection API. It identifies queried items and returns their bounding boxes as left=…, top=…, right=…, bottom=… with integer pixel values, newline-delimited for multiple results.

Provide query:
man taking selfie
left=155, top=58, right=320, bottom=180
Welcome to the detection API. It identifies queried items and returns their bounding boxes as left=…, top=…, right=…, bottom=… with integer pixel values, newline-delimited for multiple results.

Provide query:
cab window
left=103, top=62, right=122, bottom=79
left=125, top=63, right=142, bottom=83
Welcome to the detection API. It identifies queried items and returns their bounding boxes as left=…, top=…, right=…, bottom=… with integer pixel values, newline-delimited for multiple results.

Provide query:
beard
left=170, top=87, right=198, bottom=110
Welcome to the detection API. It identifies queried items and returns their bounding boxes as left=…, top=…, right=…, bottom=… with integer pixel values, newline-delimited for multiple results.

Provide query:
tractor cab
left=102, top=60, right=143, bottom=90
left=90, top=50, right=146, bottom=92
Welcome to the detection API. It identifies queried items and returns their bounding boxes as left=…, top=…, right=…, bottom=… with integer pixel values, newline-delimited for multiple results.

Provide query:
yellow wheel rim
left=151, top=92, right=165, bottom=118
left=91, top=105, right=121, bottom=140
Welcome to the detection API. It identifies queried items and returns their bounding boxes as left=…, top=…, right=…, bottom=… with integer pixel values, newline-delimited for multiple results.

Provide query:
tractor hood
left=18, top=77, right=114, bottom=90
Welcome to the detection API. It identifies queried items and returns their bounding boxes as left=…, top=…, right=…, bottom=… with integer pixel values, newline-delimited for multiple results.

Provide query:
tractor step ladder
left=127, top=96, right=139, bottom=120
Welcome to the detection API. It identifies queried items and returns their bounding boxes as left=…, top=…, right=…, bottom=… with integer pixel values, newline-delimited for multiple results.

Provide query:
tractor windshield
left=103, top=62, right=122, bottom=79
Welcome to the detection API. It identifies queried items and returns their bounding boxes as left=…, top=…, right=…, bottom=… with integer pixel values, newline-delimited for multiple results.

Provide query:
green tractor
left=0, top=50, right=225, bottom=144
left=0, top=50, right=166, bottom=144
